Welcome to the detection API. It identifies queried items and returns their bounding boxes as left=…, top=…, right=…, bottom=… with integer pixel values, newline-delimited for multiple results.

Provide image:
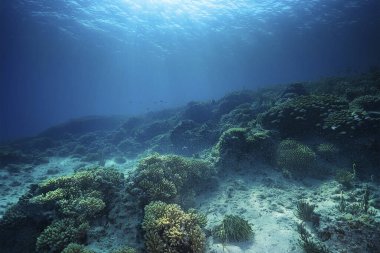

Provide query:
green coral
left=29, top=167, right=123, bottom=252
left=59, top=196, right=106, bottom=218
left=32, top=167, right=123, bottom=219
left=213, top=215, right=253, bottom=243
left=316, top=143, right=339, bottom=162
left=131, top=153, right=214, bottom=203
left=350, top=95, right=380, bottom=111
left=61, top=243, right=95, bottom=253
left=214, top=127, right=275, bottom=166
left=322, top=108, right=380, bottom=138
left=111, top=246, right=137, bottom=253
left=219, top=103, right=255, bottom=131
left=36, top=218, right=89, bottom=253
left=335, top=164, right=356, bottom=188
left=142, top=201, right=206, bottom=253
left=169, top=120, right=218, bottom=155
left=276, top=140, right=316, bottom=177
left=36, top=167, right=123, bottom=193
left=261, top=94, right=348, bottom=136
left=215, top=128, right=250, bottom=163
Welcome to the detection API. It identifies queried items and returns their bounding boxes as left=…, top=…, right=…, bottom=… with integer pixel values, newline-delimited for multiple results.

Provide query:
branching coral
left=215, top=128, right=250, bottom=163
left=213, top=215, right=253, bottom=243
left=32, top=167, right=123, bottom=219
left=142, top=201, right=206, bottom=253
left=316, top=143, right=339, bottom=162
left=130, top=153, right=214, bottom=204
left=61, top=243, right=95, bottom=253
left=277, top=140, right=316, bottom=177
left=111, top=246, right=137, bottom=253
left=36, top=218, right=89, bottom=253
left=350, top=95, right=380, bottom=111
left=335, top=164, right=356, bottom=188
left=261, top=94, right=348, bottom=136
left=22, top=167, right=123, bottom=253
left=214, top=127, right=275, bottom=167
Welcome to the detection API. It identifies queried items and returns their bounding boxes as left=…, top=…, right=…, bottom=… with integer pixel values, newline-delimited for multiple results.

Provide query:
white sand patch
left=105, top=157, right=139, bottom=176
left=198, top=165, right=317, bottom=253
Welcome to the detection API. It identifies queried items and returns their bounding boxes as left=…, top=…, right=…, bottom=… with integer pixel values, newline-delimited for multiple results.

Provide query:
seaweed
left=295, top=200, right=319, bottom=226
left=297, top=223, right=330, bottom=253
left=213, top=215, right=253, bottom=243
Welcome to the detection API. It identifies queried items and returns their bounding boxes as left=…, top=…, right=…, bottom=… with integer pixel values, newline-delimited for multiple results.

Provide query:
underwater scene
left=1, top=0, right=380, bottom=252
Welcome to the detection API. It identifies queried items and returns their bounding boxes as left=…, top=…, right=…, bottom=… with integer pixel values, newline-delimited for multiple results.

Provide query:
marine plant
left=276, top=140, right=316, bottom=177
left=61, top=243, right=95, bottom=253
left=142, top=201, right=206, bottom=253
left=213, top=214, right=253, bottom=243
left=295, top=200, right=319, bottom=226
left=297, top=223, right=330, bottom=253
left=361, top=186, right=369, bottom=213
left=130, top=153, right=214, bottom=204
left=336, top=186, right=377, bottom=219
left=336, top=191, right=347, bottom=213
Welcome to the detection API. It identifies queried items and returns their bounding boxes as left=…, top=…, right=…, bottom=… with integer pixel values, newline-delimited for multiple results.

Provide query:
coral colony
left=1, top=72, right=380, bottom=252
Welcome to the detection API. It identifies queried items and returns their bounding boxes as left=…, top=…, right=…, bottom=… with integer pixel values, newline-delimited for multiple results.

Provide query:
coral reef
left=61, top=243, right=95, bottom=253
left=315, top=143, right=339, bottom=162
left=214, top=128, right=250, bottom=165
left=350, top=95, right=380, bottom=111
left=0, top=167, right=123, bottom=253
left=111, top=246, right=137, bottom=253
left=214, top=127, right=275, bottom=167
left=129, top=153, right=215, bottom=204
left=36, top=218, right=89, bottom=253
left=170, top=120, right=218, bottom=154
left=182, top=101, right=214, bottom=123
left=32, top=167, right=123, bottom=218
left=335, top=164, right=356, bottom=188
left=261, top=94, right=348, bottom=137
left=0, top=72, right=379, bottom=253
left=276, top=140, right=316, bottom=177
left=219, top=103, right=255, bottom=131
left=214, top=91, right=254, bottom=117
left=142, top=201, right=206, bottom=253
left=281, top=83, right=309, bottom=98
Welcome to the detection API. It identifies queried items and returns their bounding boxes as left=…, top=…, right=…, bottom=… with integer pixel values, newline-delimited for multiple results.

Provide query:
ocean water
left=1, top=0, right=380, bottom=141
left=0, top=1, right=380, bottom=253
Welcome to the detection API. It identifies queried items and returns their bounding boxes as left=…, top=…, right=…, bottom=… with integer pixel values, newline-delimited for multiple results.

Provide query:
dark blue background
left=1, top=0, right=380, bottom=142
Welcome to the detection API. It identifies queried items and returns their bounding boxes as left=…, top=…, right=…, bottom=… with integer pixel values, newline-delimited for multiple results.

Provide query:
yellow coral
left=132, top=154, right=213, bottom=204
left=143, top=201, right=206, bottom=253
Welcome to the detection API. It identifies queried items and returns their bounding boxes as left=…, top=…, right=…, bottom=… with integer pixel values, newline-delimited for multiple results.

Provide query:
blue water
left=1, top=0, right=380, bottom=142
